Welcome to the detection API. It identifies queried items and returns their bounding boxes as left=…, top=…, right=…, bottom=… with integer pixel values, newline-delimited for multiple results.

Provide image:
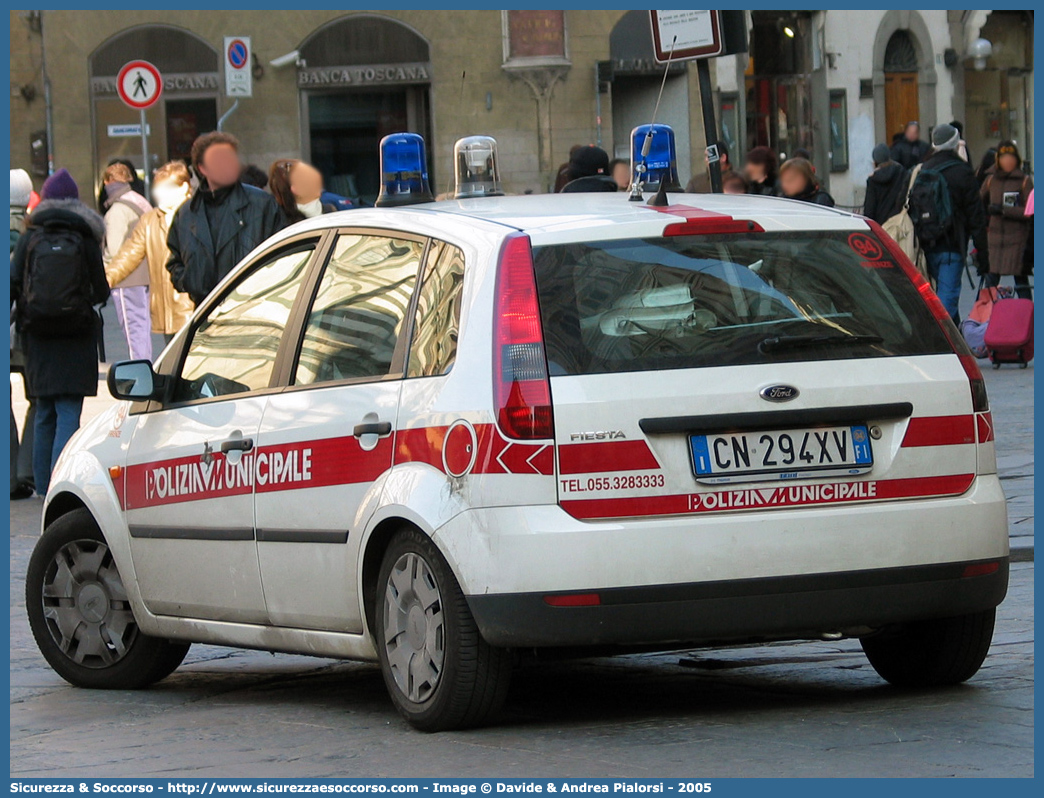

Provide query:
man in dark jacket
left=919, top=124, right=990, bottom=322
left=686, top=140, right=735, bottom=193
left=166, top=131, right=284, bottom=306
left=10, top=169, right=109, bottom=496
left=862, top=143, right=907, bottom=224
left=560, top=146, right=617, bottom=193
left=890, top=121, right=930, bottom=170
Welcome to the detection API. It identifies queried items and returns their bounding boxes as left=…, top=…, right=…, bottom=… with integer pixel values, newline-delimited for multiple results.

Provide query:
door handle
left=353, top=421, right=393, bottom=438
left=220, top=437, right=254, bottom=454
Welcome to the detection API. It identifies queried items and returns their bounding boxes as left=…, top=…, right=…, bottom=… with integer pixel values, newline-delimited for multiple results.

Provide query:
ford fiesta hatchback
left=27, top=192, right=1008, bottom=731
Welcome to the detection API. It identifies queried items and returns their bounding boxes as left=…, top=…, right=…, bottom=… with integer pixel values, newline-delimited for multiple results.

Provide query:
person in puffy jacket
left=980, top=140, right=1034, bottom=299
left=779, top=158, right=835, bottom=207
left=10, top=169, right=109, bottom=496
left=166, top=131, right=285, bottom=306
left=107, top=161, right=196, bottom=345
left=102, top=162, right=153, bottom=362
left=890, top=121, right=930, bottom=170
left=862, top=143, right=907, bottom=224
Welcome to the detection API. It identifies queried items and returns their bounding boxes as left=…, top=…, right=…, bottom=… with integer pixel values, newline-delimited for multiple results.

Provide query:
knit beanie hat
left=872, top=144, right=891, bottom=166
left=11, top=169, right=33, bottom=207
left=931, top=124, right=960, bottom=152
left=568, top=146, right=610, bottom=180
left=41, top=168, right=79, bottom=201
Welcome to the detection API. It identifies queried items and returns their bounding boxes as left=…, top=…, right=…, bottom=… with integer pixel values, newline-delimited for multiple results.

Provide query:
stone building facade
left=9, top=9, right=1031, bottom=208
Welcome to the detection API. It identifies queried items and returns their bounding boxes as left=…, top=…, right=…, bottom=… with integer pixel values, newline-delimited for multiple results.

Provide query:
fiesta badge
left=760, top=384, right=800, bottom=403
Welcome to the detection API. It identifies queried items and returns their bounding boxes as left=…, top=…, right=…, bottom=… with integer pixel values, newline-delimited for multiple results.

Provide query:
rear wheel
left=26, top=508, right=190, bottom=689
left=375, top=527, right=512, bottom=731
left=860, top=609, right=995, bottom=687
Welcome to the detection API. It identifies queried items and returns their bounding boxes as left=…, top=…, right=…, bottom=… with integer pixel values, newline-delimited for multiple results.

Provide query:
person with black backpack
left=10, top=168, right=109, bottom=497
left=905, top=124, right=990, bottom=323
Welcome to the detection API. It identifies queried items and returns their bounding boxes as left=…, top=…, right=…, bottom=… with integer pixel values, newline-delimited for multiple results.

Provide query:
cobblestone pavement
left=9, top=306, right=1033, bottom=778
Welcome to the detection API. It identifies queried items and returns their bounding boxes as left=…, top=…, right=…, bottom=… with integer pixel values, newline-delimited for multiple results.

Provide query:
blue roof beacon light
left=454, top=135, right=504, bottom=199
left=375, top=132, right=434, bottom=207
left=630, top=124, right=682, bottom=193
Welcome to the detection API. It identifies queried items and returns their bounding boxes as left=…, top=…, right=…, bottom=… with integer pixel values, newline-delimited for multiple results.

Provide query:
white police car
left=27, top=132, right=1008, bottom=732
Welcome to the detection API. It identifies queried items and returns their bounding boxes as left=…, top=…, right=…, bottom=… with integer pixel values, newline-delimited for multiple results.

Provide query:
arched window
left=883, top=31, right=918, bottom=73
left=300, top=14, right=429, bottom=67
left=90, top=25, right=218, bottom=77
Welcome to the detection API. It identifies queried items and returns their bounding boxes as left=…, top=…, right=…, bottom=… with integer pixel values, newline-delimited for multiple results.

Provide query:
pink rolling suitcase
left=983, top=297, right=1034, bottom=368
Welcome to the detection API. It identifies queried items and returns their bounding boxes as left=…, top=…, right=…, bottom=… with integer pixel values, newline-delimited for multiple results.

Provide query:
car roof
left=264, top=192, right=870, bottom=251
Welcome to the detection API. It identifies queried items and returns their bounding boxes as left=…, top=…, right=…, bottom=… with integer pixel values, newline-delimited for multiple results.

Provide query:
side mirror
left=107, top=360, right=164, bottom=402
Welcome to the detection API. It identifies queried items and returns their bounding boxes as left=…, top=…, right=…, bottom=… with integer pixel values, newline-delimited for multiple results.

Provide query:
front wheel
left=375, top=528, right=512, bottom=731
left=860, top=609, right=995, bottom=688
left=26, top=508, right=190, bottom=689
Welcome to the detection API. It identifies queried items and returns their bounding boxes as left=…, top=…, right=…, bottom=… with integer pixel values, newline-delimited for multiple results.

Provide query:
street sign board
left=116, top=60, right=163, bottom=109
left=649, top=10, right=723, bottom=62
left=107, top=124, right=152, bottom=138
left=224, top=36, right=253, bottom=97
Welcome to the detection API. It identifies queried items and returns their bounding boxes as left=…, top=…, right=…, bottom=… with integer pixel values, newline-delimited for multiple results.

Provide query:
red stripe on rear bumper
left=902, top=415, right=976, bottom=447
left=558, top=440, right=660, bottom=474
left=561, top=473, right=975, bottom=520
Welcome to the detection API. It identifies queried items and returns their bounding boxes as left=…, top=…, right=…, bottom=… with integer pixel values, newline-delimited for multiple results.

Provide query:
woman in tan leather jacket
left=105, top=161, right=195, bottom=345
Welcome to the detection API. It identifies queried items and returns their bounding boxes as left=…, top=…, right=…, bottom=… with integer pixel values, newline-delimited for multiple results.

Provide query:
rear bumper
left=467, top=558, right=1009, bottom=648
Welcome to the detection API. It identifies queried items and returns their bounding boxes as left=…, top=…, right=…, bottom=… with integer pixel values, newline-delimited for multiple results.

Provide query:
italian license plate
left=690, top=425, right=874, bottom=485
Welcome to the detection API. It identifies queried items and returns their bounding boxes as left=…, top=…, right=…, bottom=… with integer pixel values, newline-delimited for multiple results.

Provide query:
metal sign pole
left=696, top=58, right=722, bottom=194
left=140, top=108, right=150, bottom=196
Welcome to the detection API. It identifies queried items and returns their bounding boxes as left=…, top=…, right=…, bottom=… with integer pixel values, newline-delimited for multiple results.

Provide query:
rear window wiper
left=758, top=333, right=884, bottom=354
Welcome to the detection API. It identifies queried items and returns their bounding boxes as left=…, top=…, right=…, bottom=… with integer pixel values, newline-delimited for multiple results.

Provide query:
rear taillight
left=492, top=233, right=554, bottom=439
left=868, top=221, right=989, bottom=413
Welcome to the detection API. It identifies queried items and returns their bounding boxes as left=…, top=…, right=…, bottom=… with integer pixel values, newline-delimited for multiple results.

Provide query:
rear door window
left=533, top=231, right=952, bottom=376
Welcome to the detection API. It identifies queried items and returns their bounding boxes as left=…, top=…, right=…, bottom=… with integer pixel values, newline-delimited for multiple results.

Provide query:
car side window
left=407, top=239, right=466, bottom=378
left=174, top=243, right=316, bottom=403
left=294, top=233, right=423, bottom=386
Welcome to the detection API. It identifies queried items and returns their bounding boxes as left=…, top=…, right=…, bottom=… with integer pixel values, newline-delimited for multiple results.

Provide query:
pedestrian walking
left=890, top=121, right=930, bottom=170
left=743, top=146, right=779, bottom=197
left=559, top=146, right=617, bottom=193
left=107, top=161, right=195, bottom=346
left=980, top=141, right=1034, bottom=300
left=722, top=172, right=748, bottom=195
left=95, top=158, right=146, bottom=212
left=240, top=164, right=269, bottom=190
left=102, top=162, right=153, bottom=362
left=10, top=168, right=35, bottom=499
left=862, top=143, right=907, bottom=224
left=609, top=159, right=631, bottom=192
left=975, top=148, right=998, bottom=188
left=553, top=145, right=584, bottom=193
left=10, top=169, right=109, bottom=496
left=908, top=123, right=989, bottom=322
left=268, top=158, right=353, bottom=224
left=166, top=131, right=285, bottom=306
left=779, top=158, right=835, bottom=206
left=686, top=140, right=735, bottom=193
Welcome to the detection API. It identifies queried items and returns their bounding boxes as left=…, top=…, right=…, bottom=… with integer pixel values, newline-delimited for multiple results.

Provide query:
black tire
left=26, top=508, right=190, bottom=689
left=860, top=609, right=995, bottom=688
left=374, top=527, right=512, bottom=732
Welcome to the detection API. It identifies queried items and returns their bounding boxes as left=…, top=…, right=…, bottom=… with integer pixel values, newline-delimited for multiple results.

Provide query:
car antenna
left=630, top=35, right=676, bottom=205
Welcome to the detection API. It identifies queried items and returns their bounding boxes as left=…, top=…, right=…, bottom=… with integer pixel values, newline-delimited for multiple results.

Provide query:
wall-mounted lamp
left=783, top=26, right=795, bottom=39
left=968, top=38, right=992, bottom=71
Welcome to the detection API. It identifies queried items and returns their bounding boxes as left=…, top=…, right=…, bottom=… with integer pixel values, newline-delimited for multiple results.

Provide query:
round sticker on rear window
left=848, top=232, right=883, bottom=260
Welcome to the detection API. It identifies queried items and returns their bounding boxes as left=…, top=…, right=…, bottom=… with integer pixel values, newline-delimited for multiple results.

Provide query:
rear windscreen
left=533, top=231, right=953, bottom=376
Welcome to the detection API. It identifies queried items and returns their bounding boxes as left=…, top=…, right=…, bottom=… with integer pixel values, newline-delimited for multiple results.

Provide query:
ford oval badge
left=760, top=385, right=799, bottom=402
